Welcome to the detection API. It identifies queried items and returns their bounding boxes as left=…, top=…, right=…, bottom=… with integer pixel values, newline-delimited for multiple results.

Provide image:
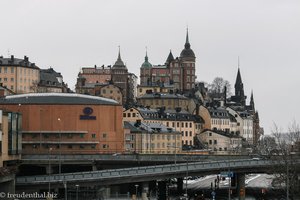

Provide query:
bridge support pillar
left=0, top=174, right=15, bottom=194
left=141, top=182, right=149, bottom=200
left=176, top=178, right=183, bottom=195
left=45, top=165, right=53, bottom=174
left=157, top=181, right=167, bottom=200
left=236, top=173, right=246, bottom=200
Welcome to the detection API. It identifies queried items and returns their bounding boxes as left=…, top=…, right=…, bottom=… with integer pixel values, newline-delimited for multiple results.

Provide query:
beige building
left=136, top=93, right=190, bottom=110
left=94, top=84, right=123, bottom=104
left=124, top=121, right=182, bottom=154
left=198, top=129, right=242, bottom=154
left=137, top=85, right=175, bottom=98
left=123, top=107, right=204, bottom=147
left=0, top=55, right=40, bottom=94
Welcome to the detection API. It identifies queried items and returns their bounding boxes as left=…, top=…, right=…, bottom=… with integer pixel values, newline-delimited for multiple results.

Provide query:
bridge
left=17, top=158, right=300, bottom=186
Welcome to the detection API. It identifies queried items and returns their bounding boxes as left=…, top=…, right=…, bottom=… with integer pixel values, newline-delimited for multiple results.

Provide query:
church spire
left=250, top=90, right=255, bottom=111
left=113, top=45, right=126, bottom=68
left=184, top=27, right=191, bottom=49
left=234, top=65, right=246, bottom=106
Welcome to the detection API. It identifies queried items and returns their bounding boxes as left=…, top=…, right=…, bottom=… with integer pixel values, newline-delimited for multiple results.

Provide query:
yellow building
left=123, top=107, right=204, bottom=147
left=124, top=121, right=182, bottom=154
left=136, top=93, right=190, bottom=110
left=198, top=129, right=242, bottom=154
left=0, top=55, right=40, bottom=94
left=137, top=85, right=175, bottom=98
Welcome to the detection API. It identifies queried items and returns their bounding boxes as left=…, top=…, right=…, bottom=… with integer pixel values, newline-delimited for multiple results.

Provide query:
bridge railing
left=17, top=158, right=288, bottom=185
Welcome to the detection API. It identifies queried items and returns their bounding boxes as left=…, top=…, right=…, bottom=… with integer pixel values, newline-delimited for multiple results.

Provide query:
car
left=252, top=157, right=261, bottom=160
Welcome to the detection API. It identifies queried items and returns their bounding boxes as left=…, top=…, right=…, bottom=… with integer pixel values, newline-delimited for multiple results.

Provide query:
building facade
left=0, top=93, right=124, bottom=155
left=0, top=55, right=40, bottom=94
left=139, top=29, right=196, bottom=92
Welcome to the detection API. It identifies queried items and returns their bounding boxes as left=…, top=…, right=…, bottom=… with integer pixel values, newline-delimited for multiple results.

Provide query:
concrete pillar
left=177, top=178, right=183, bottom=195
left=0, top=175, right=15, bottom=194
left=157, top=181, right=167, bottom=200
left=142, top=182, right=149, bottom=200
left=236, top=173, right=246, bottom=200
left=92, top=165, right=97, bottom=171
left=45, top=165, right=53, bottom=174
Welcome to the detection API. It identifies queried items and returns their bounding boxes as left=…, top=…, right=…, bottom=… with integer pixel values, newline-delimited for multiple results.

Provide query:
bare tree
left=267, top=122, right=300, bottom=199
left=207, top=77, right=232, bottom=97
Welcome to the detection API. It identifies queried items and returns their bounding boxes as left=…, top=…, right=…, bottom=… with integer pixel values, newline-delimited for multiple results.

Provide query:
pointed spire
left=184, top=28, right=191, bottom=49
left=250, top=90, right=255, bottom=111
left=166, top=49, right=174, bottom=65
left=113, top=45, right=125, bottom=67
left=145, top=46, right=148, bottom=62
left=117, top=45, right=122, bottom=61
left=235, top=68, right=242, bottom=86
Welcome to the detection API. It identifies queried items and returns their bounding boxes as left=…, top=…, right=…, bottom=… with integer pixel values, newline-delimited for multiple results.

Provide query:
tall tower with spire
left=169, top=28, right=196, bottom=91
left=111, top=47, right=129, bottom=104
left=140, top=49, right=152, bottom=86
left=231, top=67, right=246, bottom=106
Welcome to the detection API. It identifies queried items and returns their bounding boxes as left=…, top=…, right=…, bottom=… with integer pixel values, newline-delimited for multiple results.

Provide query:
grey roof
left=0, top=56, right=39, bottom=69
left=201, top=129, right=242, bottom=139
left=138, top=93, right=188, bottom=100
left=125, top=121, right=178, bottom=134
left=134, top=107, right=204, bottom=123
left=40, top=71, right=62, bottom=87
left=0, top=93, right=119, bottom=105
left=209, top=107, right=230, bottom=119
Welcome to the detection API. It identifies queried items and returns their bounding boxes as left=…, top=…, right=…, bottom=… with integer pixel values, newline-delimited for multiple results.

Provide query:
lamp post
left=185, top=158, right=189, bottom=199
left=75, top=184, right=79, bottom=200
left=48, top=147, right=52, bottom=194
left=63, top=181, right=67, bottom=200
left=228, top=161, right=231, bottom=200
left=135, top=184, right=139, bottom=200
left=57, top=118, right=61, bottom=174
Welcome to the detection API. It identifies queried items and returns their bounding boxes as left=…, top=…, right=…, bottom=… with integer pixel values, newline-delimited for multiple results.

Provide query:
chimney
left=24, top=56, right=28, bottom=62
left=11, top=55, right=14, bottom=61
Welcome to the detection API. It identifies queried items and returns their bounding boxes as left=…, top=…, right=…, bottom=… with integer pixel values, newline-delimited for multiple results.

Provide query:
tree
left=207, top=77, right=232, bottom=97
left=260, top=121, right=300, bottom=199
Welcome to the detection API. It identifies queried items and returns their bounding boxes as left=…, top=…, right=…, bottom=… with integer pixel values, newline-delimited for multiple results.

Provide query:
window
left=4, top=67, right=7, bottom=73
left=209, top=132, right=212, bottom=136
left=132, top=113, right=136, bottom=117
left=4, top=78, right=7, bottom=82
left=68, top=145, right=73, bottom=149
left=209, top=140, right=212, bottom=145
left=92, top=134, right=96, bottom=138
left=123, top=113, right=126, bottom=117
left=127, top=113, right=131, bottom=117
left=189, top=131, right=192, bottom=136
left=185, top=131, right=188, bottom=136
left=80, top=134, right=84, bottom=138
left=80, top=145, right=84, bottom=149
left=214, top=140, right=217, bottom=144
left=91, top=145, right=96, bottom=149
left=103, top=133, right=107, bottom=138
left=102, top=144, right=108, bottom=149
left=11, top=67, right=14, bottom=73
left=102, top=89, right=106, bottom=94
left=10, top=78, right=14, bottom=82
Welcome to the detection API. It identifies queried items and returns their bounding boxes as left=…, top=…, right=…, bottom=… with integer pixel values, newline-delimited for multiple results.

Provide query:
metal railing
left=17, top=158, right=299, bottom=185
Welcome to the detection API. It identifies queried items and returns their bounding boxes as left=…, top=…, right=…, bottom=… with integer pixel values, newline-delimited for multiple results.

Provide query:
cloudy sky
left=1, top=0, right=299, bottom=134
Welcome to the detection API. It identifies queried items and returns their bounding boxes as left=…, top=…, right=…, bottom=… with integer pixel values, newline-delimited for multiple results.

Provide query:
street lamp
left=75, top=184, right=79, bottom=200
left=48, top=147, right=52, bottom=194
left=185, top=158, right=189, bottom=199
left=57, top=118, right=61, bottom=174
left=135, top=184, right=139, bottom=200
left=63, top=181, right=67, bottom=200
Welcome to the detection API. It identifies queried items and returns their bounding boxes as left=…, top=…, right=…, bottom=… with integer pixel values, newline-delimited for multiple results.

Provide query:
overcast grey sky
left=1, top=0, right=299, bottom=134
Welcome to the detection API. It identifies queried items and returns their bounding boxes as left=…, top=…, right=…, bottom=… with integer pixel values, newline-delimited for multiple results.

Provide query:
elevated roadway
left=16, top=158, right=300, bottom=188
